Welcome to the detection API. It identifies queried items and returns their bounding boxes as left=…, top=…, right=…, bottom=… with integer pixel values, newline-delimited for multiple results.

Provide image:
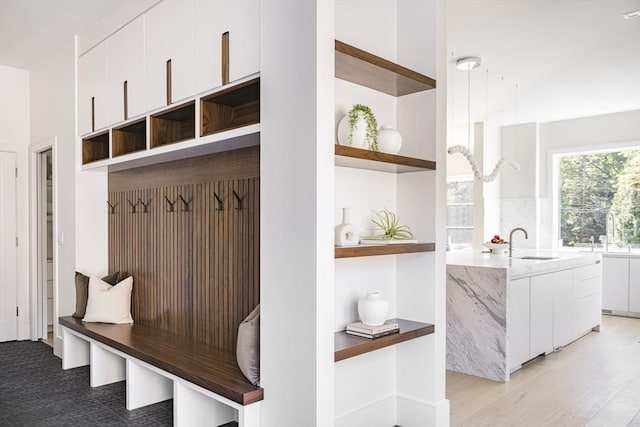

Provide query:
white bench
left=60, top=316, right=262, bottom=427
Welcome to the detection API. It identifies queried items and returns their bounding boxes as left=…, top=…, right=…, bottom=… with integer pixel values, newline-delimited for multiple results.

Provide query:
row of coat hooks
left=106, top=191, right=245, bottom=214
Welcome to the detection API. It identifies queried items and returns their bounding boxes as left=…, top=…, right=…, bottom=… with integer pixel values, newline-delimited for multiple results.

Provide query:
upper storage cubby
left=334, top=40, right=436, bottom=97
left=200, top=77, right=260, bottom=137
left=150, top=101, right=196, bottom=148
left=112, top=118, right=147, bottom=157
left=82, top=131, right=110, bottom=164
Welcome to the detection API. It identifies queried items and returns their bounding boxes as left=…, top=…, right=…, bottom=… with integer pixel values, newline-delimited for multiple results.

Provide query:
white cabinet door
left=78, top=42, right=108, bottom=136
left=107, top=16, right=145, bottom=125
left=530, top=274, right=554, bottom=358
left=145, top=0, right=195, bottom=111
left=194, top=0, right=260, bottom=94
left=507, top=277, right=530, bottom=372
left=602, top=257, right=629, bottom=311
left=629, top=258, right=640, bottom=313
left=552, top=269, right=574, bottom=348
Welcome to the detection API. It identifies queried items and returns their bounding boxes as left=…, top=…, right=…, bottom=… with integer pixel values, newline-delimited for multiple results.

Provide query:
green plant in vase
left=347, top=104, right=379, bottom=150
left=370, top=208, right=414, bottom=240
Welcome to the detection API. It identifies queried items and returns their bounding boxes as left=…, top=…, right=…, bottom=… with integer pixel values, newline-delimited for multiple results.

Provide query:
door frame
left=29, top=136, right=58, bottom=341
left=0, top=150, right=17, bottom=342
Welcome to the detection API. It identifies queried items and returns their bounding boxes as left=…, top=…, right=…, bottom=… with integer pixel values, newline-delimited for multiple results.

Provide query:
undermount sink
left=516, top=256, right=559, bottom=260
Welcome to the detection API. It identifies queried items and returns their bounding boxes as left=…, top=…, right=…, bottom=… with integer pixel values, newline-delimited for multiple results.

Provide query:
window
left=558, top=149, right=640, bottom=248
left=447, top=179, right=473, bottom=250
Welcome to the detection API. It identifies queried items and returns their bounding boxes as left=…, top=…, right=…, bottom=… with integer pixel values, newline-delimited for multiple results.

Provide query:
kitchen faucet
left=509, top=227, right=528, bottom=258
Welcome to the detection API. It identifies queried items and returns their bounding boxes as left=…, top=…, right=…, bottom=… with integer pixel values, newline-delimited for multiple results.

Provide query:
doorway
left=0, top=151, right=17, bottom=342
left=37, top=149, right=54, bottom=345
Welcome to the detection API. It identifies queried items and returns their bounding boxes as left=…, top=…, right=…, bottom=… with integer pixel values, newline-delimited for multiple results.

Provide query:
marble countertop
left=446, top=250, right=601, bottom=278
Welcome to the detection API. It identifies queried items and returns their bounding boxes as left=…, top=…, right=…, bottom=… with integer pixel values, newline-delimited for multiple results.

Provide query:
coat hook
left=214, top=193, right=223, bottom=211
left=138, top=198, right=151, bottom=214
left=178, top=195, right=192, bottom=212
left=106, top=201, right=116, bottom=214
left=232, top=190, right=244, bottom=210
left=127, top=199, right=138, bottom=214
left=164, top=196, right=177, bottom=213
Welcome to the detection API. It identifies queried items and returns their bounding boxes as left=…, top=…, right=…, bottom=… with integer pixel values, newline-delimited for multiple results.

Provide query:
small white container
left=335, top=207, right=359, bottom=247
left=337, top=115, right=367, bottom=148
left=358, top=292, right=389, bottom=326
left=377, top=125, right=402, bottom=154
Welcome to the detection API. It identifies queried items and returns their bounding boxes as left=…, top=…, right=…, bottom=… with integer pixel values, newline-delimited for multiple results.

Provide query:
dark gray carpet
left=0, top=340, right=172, bottom=426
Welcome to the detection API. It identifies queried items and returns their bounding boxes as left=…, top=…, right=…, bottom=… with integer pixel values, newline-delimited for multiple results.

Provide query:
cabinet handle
left=166, top=59, right=172, bottom=105
left=222, top=31, right=229, bottom=85
left=91, top=96, right=95, bottom=132
left=123, top=80, right=128, bottom=121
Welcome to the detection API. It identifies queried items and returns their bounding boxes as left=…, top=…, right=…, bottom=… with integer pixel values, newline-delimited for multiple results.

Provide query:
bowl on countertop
left=483, top=242, right=510, bottom=255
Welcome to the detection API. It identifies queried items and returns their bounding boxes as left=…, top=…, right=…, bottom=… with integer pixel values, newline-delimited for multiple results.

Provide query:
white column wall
left=260, top=0, right=335, bottom=425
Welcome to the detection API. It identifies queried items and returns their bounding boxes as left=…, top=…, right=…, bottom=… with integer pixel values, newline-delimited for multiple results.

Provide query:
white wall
left=0, top=64, right=30, bottom=340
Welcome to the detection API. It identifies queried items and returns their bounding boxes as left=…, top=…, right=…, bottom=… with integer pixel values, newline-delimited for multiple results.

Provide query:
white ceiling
left=1, top=0, right=639, bottom=127
left=448, top=0, right=640, bottom=129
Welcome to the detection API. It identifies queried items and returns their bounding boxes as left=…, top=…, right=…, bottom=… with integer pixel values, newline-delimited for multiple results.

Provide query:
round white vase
left=337, top=115, right=367, bottom=148
left=358, top=292, right=389, bottom=326
left=334, top=207, right=359, bottom=247
left=377, top=126, right=402, bottom=154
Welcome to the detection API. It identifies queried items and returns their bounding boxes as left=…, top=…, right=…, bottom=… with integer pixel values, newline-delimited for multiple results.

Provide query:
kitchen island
left=447, top=251, right=601, bottom=382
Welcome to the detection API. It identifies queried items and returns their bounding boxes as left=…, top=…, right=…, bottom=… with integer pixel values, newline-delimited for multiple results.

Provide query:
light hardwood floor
left=447, top=315, right=640, bottom=427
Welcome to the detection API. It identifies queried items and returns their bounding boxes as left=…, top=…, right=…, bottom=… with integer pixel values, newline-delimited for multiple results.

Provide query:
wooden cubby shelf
left=335, top=40, right=436, bottom=97
left=335, top=242, right=435, bottom=259
left=82, top=131, right=110, bottom=164
left=335, top=318, right=435, bottom=362
left=112, top=118, right=146, bottom=157
left=335, top=145, right=436, bottom=173
left=151, top=100, right=196, bottom=148
left=201, top=77, right=260, bottom=137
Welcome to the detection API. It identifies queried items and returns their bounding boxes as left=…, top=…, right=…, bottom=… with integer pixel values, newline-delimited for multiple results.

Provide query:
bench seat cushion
left=59, top=316, right=263, bottom=405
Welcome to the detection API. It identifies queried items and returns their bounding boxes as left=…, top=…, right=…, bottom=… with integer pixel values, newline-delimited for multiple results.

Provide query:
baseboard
left=334, top=394, right=396, bottom=427
left=396, top=394, right=450, bottom=427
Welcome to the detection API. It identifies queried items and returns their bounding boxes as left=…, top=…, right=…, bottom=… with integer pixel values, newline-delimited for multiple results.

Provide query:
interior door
left=0, top=152, right=17, bottom=341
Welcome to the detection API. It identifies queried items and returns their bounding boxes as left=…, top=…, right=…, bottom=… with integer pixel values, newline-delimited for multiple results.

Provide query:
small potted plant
left=361, top=208, right=415, bottom=243
left=337, top=104, right=379, bottom=150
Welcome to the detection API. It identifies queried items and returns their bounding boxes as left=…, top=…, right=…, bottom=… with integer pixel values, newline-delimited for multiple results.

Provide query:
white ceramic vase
left=337, top=114, right=367, bottom=148
left=358, top=292, right=389, bottom=326
left=377, top=126, right=402, bottom=154
left=334, top=207, right=359, bottom=247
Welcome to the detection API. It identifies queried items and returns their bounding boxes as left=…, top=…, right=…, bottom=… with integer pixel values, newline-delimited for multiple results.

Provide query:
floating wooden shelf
left=201, top=77, right=260, bottom=137
left=112, top=118, right=147, bottom=157
left=335, top=145, right=435, bottom=173
left=82, top=131, right=110, bottom=164
left=335, top=318, right=435, bottom=362
left=335, top=40, right=436, bottom=97
left=151, top=100, right=196, bottom=148
left=335, top=242, right=435, bottom=259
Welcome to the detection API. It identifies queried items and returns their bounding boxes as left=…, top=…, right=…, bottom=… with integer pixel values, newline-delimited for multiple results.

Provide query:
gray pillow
left=236, top=304, right=260, bottom=386
left=73, top=271, right=124, bottom=318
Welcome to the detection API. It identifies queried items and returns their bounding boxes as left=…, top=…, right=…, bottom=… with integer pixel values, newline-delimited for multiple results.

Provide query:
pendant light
left=447, top=56, right=520, bottom=182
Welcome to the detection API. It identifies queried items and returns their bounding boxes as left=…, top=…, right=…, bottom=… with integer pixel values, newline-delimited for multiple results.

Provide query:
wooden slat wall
left=108, top=148, right=259, bottom=353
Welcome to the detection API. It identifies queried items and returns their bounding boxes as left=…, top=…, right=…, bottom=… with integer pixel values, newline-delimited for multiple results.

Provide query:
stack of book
left=346, top=320, right=399, bottom=339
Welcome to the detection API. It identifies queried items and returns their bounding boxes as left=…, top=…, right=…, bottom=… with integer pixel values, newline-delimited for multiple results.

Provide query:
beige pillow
left=83, top=275, right=134, bottom=324
left=236, top=304, right=260, bottom=386
left=73, top=271, right=124, bottom=318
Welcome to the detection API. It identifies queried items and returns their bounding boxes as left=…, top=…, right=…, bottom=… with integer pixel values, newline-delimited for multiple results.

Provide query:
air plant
left=370, top=208, right=414, bottom=240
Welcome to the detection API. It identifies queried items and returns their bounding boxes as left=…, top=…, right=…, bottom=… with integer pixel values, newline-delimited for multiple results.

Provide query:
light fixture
left=623, top=9, right=640, bottom=19
left=447, top=55, right=520, bottom=182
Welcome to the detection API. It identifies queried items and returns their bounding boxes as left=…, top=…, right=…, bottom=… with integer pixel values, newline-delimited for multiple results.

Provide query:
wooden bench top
left=59, top=316, right=263, bottom=405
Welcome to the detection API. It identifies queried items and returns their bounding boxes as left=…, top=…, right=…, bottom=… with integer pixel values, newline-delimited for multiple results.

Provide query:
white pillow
left=83, top=275, right=134, bottom=324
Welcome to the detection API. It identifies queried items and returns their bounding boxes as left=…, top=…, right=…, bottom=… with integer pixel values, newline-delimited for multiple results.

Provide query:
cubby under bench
left=59, top=316, right=262, bottom=427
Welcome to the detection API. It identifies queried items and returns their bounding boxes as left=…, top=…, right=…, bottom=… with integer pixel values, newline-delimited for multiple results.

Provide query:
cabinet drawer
left=574, top=293, right=601, bottom=336
left=574, top=263, right=601, bottom=282
left=575, top=275, right=601, bottom=298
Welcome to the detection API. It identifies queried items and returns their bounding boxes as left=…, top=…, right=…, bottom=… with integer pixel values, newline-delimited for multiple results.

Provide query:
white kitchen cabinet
left=629, top=258, right=640, bottom=312
left=78, top=42, right=108, bottom=136
left=194, top=0, right=260, bottom=94
left=107, top=16, right=145, bottom=126
left=552, top=269, right=574, bottom=348
left=573, top=262, right=602, bottom=336
left=508, top=277, right=530, bottom=372
left=145, top=0, right=195, bottom=111
left=602, top=256, right=629, bottom=312
left=530, top=274, right=554, bottom=358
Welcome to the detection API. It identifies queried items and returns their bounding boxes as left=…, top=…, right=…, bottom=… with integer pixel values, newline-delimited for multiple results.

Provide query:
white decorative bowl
left=483, top=242, right=510, bottom=255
